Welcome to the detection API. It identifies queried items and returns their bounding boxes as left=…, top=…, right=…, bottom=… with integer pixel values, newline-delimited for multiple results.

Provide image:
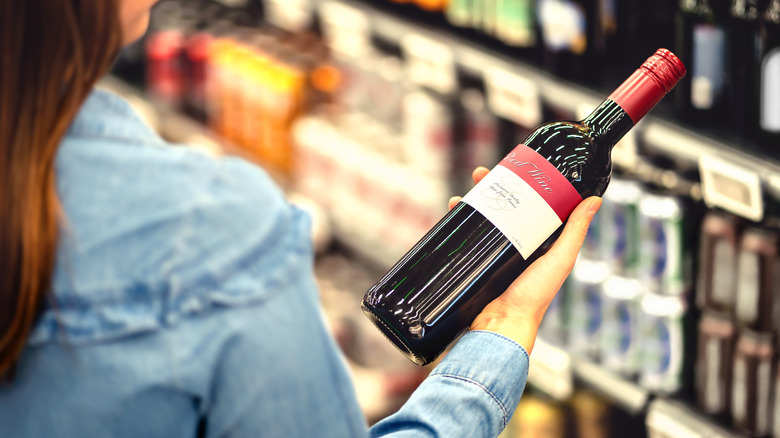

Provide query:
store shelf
left=314, top=0, right=780, bottom=222
left=646, top=399, right=746, bottom=438
left=572, top=358, right=650, bottom=416
left=526, top=338, right=651, bottom=415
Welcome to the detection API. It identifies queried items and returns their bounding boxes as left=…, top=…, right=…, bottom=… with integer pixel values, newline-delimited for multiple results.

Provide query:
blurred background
left=105, top=0, right=780, bottom=436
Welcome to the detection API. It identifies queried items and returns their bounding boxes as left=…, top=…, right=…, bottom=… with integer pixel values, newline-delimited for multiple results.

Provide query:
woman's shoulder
left=38, top=89, right=313, bottom=346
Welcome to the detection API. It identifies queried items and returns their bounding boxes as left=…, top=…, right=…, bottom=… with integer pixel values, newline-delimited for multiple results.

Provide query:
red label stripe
left=498, top=144, right=582, bottom=222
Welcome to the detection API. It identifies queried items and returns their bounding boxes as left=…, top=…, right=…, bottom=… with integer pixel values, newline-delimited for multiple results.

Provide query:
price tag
left=263, top=0, right=314, bottom=32
left=527, top=338, right=573, bottom=400
left=484, top=67, right=542, bottom=128
left=212, top=0, right=248, bottom=7
left=646, top=399, right=736, bottom=438
left=401, top=33, right=457, bottom=96
left=319, top=1, right=371, bottom=59
left=576, top=103, right=639, bottom=170
left=699, top=155, right=763, bottom=222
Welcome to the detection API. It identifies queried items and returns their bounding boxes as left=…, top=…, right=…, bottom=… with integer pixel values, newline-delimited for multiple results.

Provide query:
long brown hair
left=0, top=0, right=122, bottom=377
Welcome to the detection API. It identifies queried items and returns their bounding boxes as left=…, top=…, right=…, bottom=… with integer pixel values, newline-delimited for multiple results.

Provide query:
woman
left=0, top=1, right=601, bottom=437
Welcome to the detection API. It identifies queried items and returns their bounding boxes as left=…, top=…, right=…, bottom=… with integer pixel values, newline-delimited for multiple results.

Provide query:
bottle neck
left=581, top=99, right=634, bottom=148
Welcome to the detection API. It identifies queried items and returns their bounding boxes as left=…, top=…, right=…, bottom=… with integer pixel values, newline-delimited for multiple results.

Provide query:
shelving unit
left=312, top=0, right=780, bottom=223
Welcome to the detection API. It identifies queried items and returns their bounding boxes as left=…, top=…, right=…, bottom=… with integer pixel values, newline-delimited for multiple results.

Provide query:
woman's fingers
left=472, top=167, right=490, bottom=184
left=542, top=196, right=602, bottom=274
left=448, top=196, right=462, bottom=211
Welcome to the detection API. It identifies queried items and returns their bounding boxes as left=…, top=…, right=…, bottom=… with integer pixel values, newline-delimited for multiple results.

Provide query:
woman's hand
left=449, top=167, right=602, bottom=354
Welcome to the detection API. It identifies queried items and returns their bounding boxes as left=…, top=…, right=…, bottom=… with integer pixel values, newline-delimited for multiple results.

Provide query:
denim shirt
left=0, top=89, right=530, bottom=437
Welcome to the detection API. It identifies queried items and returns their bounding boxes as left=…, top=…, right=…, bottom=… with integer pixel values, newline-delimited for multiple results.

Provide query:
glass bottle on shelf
left=675, top=0, right=731, bottom=126
left=758, top=0, right=780, bottom=153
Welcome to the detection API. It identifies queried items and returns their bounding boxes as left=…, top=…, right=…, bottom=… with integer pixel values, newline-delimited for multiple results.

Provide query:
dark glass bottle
left=362, top=49, right=686, bottom=365
left=675, top=0, right=731, bottom=125
left=728, top=0, right=763, bottom=137
left=536, top=0, right=598, bottom=83
left=758, top=0, right=780, bottom=153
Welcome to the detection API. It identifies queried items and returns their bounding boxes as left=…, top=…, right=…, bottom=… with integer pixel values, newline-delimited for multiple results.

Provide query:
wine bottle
left=362, top=49, right=686, bottom=365
left=674, top=0, right=730, bottom=125
left=728, top=0, right=762, bottom=137
left=758, top=0, right=780, bottom=152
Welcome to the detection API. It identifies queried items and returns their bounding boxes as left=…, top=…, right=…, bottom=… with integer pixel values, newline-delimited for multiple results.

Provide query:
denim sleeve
left=370, top=331, right=529, bottom=438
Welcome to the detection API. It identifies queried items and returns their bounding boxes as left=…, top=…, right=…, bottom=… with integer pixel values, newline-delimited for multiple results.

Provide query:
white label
left=402, top=33, right=457, bottom=96
left=757, top=360, right=772, bottom=434
left=774, top=372, right=780, bottom=437
left=263, top=0, right=313, bottom=32
left=731, top=356, right=746, bottom=424
left=761, top=48, right=780, bottom=132
left=699, top=154, right=763, bottom=222
left=705, top=339, right=722, bottom=413
left=462, top=165, right=562, bottom=258
left=319, top=1, right=371, bottom=59
left=484, top=67, right=542, bottom=128
left=538, top=0, right=586, bottom=53
left=691, top=24, right=726, bottom=110
left=712, top=239, right=736, bottom=307
left=736, top=251, right=760, bottom=326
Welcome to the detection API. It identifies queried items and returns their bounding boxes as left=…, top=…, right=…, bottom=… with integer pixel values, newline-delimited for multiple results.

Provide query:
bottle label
left=691, top=24, right=726, bottom=110
left=537, top=0, right=587, bottom=54
left=760, top=48, right=780, bottom=132
left=704, top=338, right=723, bottom=412
left=732, top=355, right=747, bottom=423
left=462, top=143, right=582, bottom=258
left=712, top=239, right=735, bottom=308
left=735, top=251, right=760, bottom=326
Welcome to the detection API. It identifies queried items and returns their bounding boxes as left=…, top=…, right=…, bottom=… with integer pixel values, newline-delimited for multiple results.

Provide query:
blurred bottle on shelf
left=696, top=210, right=740, bottom=312
left=696, top=310, right=736, bottom=418
left=728, top=0, right=762, bottom=139
left=758, top=0, right=780, bottom=152
left=734, top=227, right=780, bottom=332
left=731, top=330, right=775, bottom=436
left=675, top=0, right=730, bottom=126
left=536, top=0, right=592, bottom=81
left=456, top=89, right=500, bottom=193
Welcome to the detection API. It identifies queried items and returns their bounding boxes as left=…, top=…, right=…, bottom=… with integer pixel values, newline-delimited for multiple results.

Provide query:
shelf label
left=527, top=338, right=573, bottom=400
left=699, top=155, right=763, bottom=222
left=646, top=400, right=735, bottom=438
left=319, top=1, right=371, bottom=59
left=484, top=67, right=542, bottom=128
left=263, top=0, right=313, bottom=32
left=576, top=103, right=639, bottom=170
left=402, top=33, right=457, bottom=96
left=212, top=0, right=248, bottom=6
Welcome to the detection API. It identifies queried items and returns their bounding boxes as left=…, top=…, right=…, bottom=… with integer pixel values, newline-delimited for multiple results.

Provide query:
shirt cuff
left=430, top=330, right=529, bottom=426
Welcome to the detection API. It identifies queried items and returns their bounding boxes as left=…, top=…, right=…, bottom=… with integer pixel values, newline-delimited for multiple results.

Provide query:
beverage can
left=638, top=193, right=689, bottom=295
left=638, top=293, right=687, bottom=394
left=568, top=259, right=610, bottom=358
left=600, top=276, right=642, bottom=376
left=599, top=178, right=643, bottom=277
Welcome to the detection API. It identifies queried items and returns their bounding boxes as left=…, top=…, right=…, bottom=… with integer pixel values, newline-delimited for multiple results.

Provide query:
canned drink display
left=600, top=276, right=642, bottom=376
left=598, top=179, right=643, bottom=277
left=638, top=193, right=689, bottom=296
left=638, top=293, right=687, bottom=395
left=568, top=259, right=610, bottom=358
